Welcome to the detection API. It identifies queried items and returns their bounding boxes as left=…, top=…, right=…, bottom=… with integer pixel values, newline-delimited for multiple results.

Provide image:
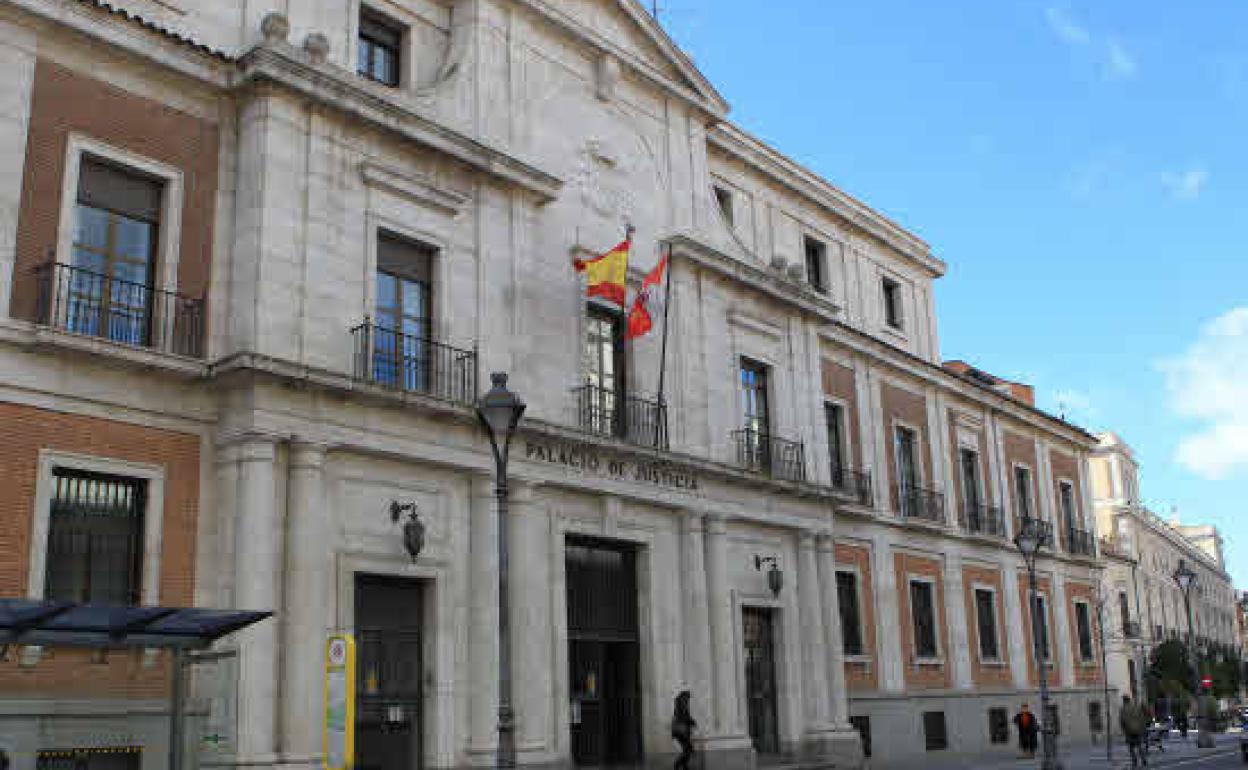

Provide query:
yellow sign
left=324, top=635, right=356, bottom=770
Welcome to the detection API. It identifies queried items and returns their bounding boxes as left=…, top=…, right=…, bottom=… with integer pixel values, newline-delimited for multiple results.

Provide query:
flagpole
left=655, top=242, right=673, bottom=449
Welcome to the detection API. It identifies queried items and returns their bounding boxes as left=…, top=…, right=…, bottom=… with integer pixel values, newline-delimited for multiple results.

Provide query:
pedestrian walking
left=1013, top=703, right=1039, bottom=758
left=1120, top=695, right=1150, bottom=768
left=671, top=690, right=696, bottom=770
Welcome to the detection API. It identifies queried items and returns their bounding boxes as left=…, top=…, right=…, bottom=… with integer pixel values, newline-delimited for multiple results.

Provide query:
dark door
left=743, top=607, right=780, bottom=755
left=355, top=574, right=423, bottom=770
left=566, top=538, right=642, bottom=767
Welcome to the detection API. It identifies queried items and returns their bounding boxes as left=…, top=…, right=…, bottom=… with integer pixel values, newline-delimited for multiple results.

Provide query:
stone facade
left=0, top=1, right=1108, bottom=769
left=1090, top=432, right=1239, bottom=708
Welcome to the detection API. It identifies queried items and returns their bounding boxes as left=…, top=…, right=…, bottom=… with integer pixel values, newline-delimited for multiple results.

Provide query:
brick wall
left=1016, top=571, right=1057, bottom=688
left=880, top=381, right=929, bottom=512
left=893, top=551, right=950, bottom=690
left=946, top=408, right=989, bottom=519
left=836, top=541, right=877, bottom=692
left=1065, top=580, right=1103, bottom=687
left=11, top=59, right=219, bottom=320
left=1002, top=428, right=1039, bottom=526
left=0, top=402, right=200, bottom=697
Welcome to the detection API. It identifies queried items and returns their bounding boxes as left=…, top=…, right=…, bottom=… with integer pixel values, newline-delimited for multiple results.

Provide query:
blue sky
left=661, top=0, right=1247, bottom=586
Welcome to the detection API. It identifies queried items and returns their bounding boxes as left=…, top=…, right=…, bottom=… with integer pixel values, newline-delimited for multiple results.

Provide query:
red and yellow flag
left=626, top=252, right=668, bottom=339
left=573, top=238, right=630, bottom=307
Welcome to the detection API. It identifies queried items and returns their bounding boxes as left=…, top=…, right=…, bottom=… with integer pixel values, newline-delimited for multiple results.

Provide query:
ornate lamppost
left=477, top=373, right=526, bottom=768
left=1172, top=559, right=1214, bottom=748
left=1015, top=516, right=1061, bottom=769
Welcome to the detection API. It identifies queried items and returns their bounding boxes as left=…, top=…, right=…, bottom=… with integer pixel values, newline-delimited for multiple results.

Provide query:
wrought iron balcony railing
left=572, top=383, right=669, bottom=450
left=732, top=428, right=806, bottom=483
left=33, top=262, right=205, bottom=358
left=960, top=503, right=1007, bottom=538
left=829, top=466, right=873, bottom=506
left=351, top=320, right=477, bottom=406
left=1122, top=620, right=1141, bottom=639
left=894, top=484, right=945, bottom=524
left=1065, top=526, right=1096, bottom=556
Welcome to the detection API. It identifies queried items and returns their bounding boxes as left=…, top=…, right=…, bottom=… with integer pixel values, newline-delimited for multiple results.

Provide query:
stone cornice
left=511, top=0, right=728, bottom=120
left=665, top=233, right=843, bottom=322
left=708, top=124, right=944, bottom=277
left=232, top=43, right=563, bottom=204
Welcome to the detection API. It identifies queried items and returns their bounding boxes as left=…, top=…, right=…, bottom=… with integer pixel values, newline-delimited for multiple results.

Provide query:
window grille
left=45, top=469, right=146, bottom=606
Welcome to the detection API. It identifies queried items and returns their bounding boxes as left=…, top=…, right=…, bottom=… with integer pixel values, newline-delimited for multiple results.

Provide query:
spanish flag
left=573, top=237, right=630, bottom=308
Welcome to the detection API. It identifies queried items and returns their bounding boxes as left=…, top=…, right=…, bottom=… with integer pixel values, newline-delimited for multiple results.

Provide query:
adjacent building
left=0, top=1, right=1108, bottom=769
left=1090, top=433, right=1239, bottom=707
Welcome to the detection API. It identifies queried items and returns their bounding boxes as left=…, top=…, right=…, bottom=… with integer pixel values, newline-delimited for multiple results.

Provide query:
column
left=682, top=512, right=713, bottom=728
left=233, top=437, right=280, bottom=764
left=869, top=532, right=904, bottom=692
left=942, top=554, right=973, bottom=690
left=467, top=474, right=500, bottom=762
left=281, top=442, right=330, bottom=764
left=1002, top=563, right=1030, bottom=689
left=0, top=19, right=34, bottom=319
left=507, top=481, right=553, bottom=760
left=798, top=531, right=832, bottom=734
left=1052, top=572, right=1076, bottom=688
left=704, top=513, right=743, bottom=737
left=816, top=534, right=851, bottom=729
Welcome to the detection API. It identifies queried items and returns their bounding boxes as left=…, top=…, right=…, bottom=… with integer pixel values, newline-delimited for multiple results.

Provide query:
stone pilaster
left=280, top=441, right=330, bottom=765
left=1003, top=563, right=1030, bottom=689
left=816, top=534, right=850, bottom=729
left=681, top=511, right=713, bottom=729
left=943, top=554, right=974, bottom=690
left=232, top=436, right=280, bottom=764
left=701, top=513, right=753, bottom=766
left=869, top=532, right=904, bottom=692
left=507, top=481, right=554, bottom=762
left=797, top=531, right=832, bottom=734
left=467, top=474, right=500, bottom=763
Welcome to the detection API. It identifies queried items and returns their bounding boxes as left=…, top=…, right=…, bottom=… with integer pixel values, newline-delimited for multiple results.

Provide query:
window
left=882, top=277, right=903, bottom=329
left=1014, top=465, right=1033, bottom=520
left=1059, top=480, right=1077, bottom=529
left=894, top=425, right=920, bottom=516
left=357, top=10, right=402, bottom=86
left=1075, top=601, right=1095, bottom=662
left=909, top=579, right=938, bottom=658
left=959, top=447, right=982, bottom=512
left=825, top=403, right=847, bottom=484
left=1030, top=593, right=1051, bottom=662
left=804, top=236, right=827, bottom=294
left=1119, top=591, right=1131, bottom=633
left=922, top=711, right=948, bottom=751
left=739, top=359, right=771, bottom=470
left=69, top=157, right=162, bottom=346
left=974, top=588, right=1000, bottom=660
left=837, top=571, right=864, bottom=655
left=1088, top=702, right=1103, bottom=733
left=849, top=716, right=872, bottom=758
left=583, top=305, right=626, bottom=436
left=374, top=233, right=434, bottom=391
left=45, top=469, right=146, bottom=606
left=988, top=708, right=1009, bottom=744
left=1127, top=659, right=1139, bottom=699
left=713, top=185, right=734, bottom=226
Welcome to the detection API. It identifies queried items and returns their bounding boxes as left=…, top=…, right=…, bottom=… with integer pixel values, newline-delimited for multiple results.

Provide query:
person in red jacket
left=1013, top=703, right=1040, bottom=758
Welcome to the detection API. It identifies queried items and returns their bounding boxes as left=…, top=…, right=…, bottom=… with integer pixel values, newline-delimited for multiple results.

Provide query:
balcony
left=1065, top=526, right=1096, bottom=557
left=1122, top=620, right=1141, bottom=639
left=1014, top=515, right=1055, bottom=548
left=571, top=383, right=669, bottom=450
left=33, top=262, right=205, bottom=358
left=829, top=466, right=873, bottom=506
left=732, top=428, right=806, bottom=483
left=351, top=320, right=477, bottom=406
left=894, top=484, right=945, bottom=524
left=960, top=503, right=1007, bottom=538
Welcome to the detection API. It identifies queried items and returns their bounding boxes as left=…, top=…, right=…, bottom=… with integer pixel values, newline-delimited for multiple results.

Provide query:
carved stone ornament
left=770, top=254, right=788, bottom=272
left=260, top=12, right=290, bottom=44
left=596, top=54, right=621, bottom=102
left=785, top=263, right=806, bottom=283
left=304, top=32, right=331, bottom=64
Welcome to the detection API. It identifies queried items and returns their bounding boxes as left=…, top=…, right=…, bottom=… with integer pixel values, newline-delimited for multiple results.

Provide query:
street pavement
left=866, top=732, right=1244, bottom=770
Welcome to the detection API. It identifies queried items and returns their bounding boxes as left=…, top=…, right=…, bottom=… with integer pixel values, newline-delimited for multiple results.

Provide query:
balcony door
left=69, top=157, right=161, bottom=345
left=375, top=234, right=433, bottom=391
left=739, top=359, right=770, bottom=470
left=582, top=306, right=625, bottom=437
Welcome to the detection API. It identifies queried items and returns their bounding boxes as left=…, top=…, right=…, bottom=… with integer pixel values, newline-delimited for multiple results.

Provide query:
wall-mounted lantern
left=754, top=555, right=783, bottom=598
left=389, top=501, right=425, bottom=562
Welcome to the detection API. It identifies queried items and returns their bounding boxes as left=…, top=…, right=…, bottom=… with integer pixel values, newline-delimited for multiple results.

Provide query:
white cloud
left=1162, top=168, right=1209, bottom=201
left=1160, top=307, right=1248, bottom=480
left=1106, top=39, right=1137, bottom=79
left=1045, top=6, right=1090, bottom=46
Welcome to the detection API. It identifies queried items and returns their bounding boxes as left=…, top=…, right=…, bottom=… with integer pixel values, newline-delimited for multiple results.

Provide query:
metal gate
left=355, top=575, right=423, bottom=770
left=743, top=607, right=780, bottom=755
left=566, top=538, right=642, bottom=766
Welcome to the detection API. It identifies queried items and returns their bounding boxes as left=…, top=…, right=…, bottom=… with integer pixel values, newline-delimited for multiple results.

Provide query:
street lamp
left=477, top=372, right=526, bottom=769
left=1172, top=559, right=1213, bottom=748
left=1015, top=516, right=1061, bottom=770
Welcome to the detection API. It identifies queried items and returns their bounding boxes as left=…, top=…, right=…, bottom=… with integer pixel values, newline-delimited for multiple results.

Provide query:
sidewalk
left=882, top=732, right=1242, bottom=770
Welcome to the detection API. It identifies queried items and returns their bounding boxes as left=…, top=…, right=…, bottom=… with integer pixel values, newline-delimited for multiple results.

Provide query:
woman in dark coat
left=671, top=690, right=697, bottom=770
left=1013, top=703, right=1039, bottom=758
